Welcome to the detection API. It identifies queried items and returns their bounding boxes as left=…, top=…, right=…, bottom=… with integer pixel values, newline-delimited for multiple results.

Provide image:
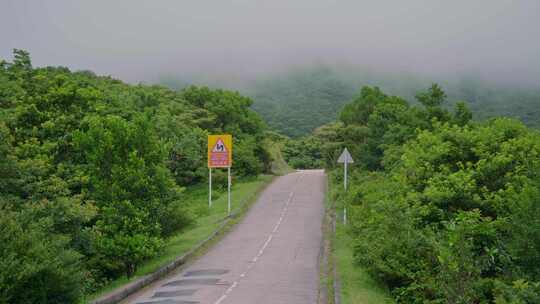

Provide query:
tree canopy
left=289, top=83, right=540, bottom=303
left=0, top=50, right=270, bottom=303
left=246, top=66, right=540, bottom=137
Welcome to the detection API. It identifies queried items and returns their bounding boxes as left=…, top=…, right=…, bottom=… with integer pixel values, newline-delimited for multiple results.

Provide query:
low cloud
left=1, top=0, right=539, bottom=85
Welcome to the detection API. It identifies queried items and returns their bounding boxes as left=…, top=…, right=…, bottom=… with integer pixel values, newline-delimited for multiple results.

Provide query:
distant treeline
left=0, top=50, right=270, bottom=303
left=248, top=66, right=540, bottom=137
left=284, top=84, right=540, bottom=303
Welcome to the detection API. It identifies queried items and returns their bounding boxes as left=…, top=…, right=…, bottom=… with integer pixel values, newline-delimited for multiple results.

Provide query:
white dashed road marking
left=213, top=190, right=296, bottom=304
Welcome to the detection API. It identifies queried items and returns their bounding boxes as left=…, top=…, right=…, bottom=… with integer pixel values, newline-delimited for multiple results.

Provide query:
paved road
left=124, top=170, right=326, bottom=304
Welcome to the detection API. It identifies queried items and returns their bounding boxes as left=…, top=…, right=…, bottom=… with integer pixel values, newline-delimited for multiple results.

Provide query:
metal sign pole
left=338, top=148, right=353, bottom=226
left=344, top=158, right=347, bottom=225
left=227, top=166, right=231, bottom=216
left=344, top=158, right=348, bottom=191
left=208, top=134, right=233, bottom=214
left=209, top=168, right=212, bottom=208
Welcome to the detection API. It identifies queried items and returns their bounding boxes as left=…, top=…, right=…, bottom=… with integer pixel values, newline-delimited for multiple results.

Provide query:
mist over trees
left=233, top=66, right=540, bottom=137
left=1, top=45, right=539, bottom=303
left=2, top=1, right=540, bottom=303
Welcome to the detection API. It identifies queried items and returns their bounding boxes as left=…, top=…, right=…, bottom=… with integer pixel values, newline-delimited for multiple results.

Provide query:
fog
left=1, top=0, right=539, bottom=86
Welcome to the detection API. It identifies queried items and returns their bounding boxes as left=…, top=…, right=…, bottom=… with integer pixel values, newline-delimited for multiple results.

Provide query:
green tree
left=89, top=201, right=163, bottom=278
left=73, top=115, right=186, bottom=277
left=339, top=86, right=387, bottom=125
left=0, top=208, right=84, bottom=304
left=453, top=101, right=473, bottom=126
left=416, top=83, right=446, bottom=107
left=0, top=50, right=271, bottom=293
left=345, top=118, right=540, bottom=302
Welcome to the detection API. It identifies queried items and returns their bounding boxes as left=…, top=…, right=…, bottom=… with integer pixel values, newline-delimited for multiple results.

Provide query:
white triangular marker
left=337, top=148, right=353, bottom=163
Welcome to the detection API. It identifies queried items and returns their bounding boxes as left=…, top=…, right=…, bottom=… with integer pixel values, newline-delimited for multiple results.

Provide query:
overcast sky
left=1, top=0, right=539, bottom=85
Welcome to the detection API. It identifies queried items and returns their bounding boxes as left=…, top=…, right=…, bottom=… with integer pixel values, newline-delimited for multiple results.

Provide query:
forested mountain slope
left=244, top=66, right=540, bottom=137
left=0, top=50, right=270, bottom=303
left=248, top=67, right=356, bottom=137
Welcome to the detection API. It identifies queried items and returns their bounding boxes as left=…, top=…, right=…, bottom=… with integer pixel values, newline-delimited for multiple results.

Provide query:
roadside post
left=208, top=135, right=233, bottom=215
left=337, top=147, right=354, bottom=225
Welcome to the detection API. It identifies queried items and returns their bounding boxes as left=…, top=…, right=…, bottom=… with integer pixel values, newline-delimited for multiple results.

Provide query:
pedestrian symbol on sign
left=208, top=136, right=231, bottom=168
left=212, top=139, right=227, bottom=152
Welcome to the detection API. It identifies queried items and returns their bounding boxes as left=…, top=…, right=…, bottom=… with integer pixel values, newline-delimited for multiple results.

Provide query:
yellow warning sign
left=208, top=135, right=232, bottom=168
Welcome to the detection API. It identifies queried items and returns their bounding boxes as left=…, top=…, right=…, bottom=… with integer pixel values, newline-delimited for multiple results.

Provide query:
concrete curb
left=320, top=176, right=341, bottom=304
left=91, top=176, right=275, bottom=304
left=318, top=176, right=329, bottom=304
left=332, top=211, right=341, bottom=304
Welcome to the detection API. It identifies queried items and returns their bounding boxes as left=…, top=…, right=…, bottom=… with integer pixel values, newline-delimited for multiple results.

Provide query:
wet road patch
left=137, top=299, right=199, bottom=304
left=184, top=269, right=229, bottom=277
left=152, top=289, right=198, bottom=298
left=163, top=278, right=220, bottom=287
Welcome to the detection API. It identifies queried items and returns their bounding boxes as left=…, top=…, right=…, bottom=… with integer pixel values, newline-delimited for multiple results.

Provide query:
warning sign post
left=207, top=135, right=233, bottom=215
left=208, top=135, right=232, bottom=168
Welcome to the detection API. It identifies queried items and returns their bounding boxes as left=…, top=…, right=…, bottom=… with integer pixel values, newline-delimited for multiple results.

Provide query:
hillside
left=248, top=67, right=356, bottom=138
left=243, top=66, right=540, bottom=137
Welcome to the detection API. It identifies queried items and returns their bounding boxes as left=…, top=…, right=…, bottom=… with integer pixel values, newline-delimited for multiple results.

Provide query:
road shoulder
left=88, top=175, right=275, bottom=304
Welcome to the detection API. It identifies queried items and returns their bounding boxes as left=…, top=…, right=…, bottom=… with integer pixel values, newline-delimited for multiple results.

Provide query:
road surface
left=123, top=170, right=326, bottom=304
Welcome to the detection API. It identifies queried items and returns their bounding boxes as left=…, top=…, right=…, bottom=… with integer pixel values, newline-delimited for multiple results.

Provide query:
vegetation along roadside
left=88, top=175, right=274, bottom=303
left=322, top=171, right=394, bottom=304
left=0, top=50, right=274, bottom=304
left=288, top=84, right=540, bottom=303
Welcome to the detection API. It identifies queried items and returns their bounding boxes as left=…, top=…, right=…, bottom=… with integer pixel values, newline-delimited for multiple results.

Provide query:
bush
left=0, top=50, right=271, bottom=295
left=0, top=208, right=85, bottom=304
left=344, top=118, right=540, bottom=303
left=506, top=185, right=540, bottom=281
left=283, top=136, right=325, bottom=169
left=494, top=280, right=540, bottom=304
left=234, top=137, right=264, bottom=176
left=89, top=201, right=163, bottom=279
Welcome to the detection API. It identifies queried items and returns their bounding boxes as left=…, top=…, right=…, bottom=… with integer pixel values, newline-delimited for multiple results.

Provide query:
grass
left=319, top=177, right=334, bottom=304
left=327, top=172, right=394, bottom=304
left=85, top=174, right=274, bottom=303
left=334, top=222, right=394, bottom=304
left=267, top=140, right=294, bottom=175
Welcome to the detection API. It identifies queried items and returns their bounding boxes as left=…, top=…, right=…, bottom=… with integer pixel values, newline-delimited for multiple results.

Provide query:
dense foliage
left=294, top=83, right=540, bottom=302
left=249, top=66, right=356, bottom=137
left=344, top=119, right=540, bottom=303
left=0, top=50, right=269, bottom=302
left=248, top=66, right=540, bottom=137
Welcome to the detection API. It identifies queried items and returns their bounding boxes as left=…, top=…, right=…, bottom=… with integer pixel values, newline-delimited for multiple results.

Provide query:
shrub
left=0, top=208, right=84, bottom=304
